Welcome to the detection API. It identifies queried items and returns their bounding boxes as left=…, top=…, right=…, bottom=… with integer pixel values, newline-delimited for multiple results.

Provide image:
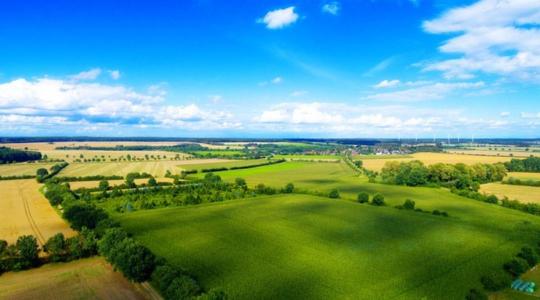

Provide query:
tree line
left=0, top=147, right=42, bottom=164
left=504, top=157, right=540, bottom=172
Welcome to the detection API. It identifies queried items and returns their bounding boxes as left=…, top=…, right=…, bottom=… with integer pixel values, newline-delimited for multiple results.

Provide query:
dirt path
left=0, top=179, right=75, bottom=244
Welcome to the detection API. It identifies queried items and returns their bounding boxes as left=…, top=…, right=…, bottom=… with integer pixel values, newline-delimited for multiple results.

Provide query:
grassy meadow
left=116, top=194, right=540, bottom=299
left=273, top=154, right=341, bottom=161
left=176, top=158, right=267, bottom=171
left=0, top=257, right=157, bottom=300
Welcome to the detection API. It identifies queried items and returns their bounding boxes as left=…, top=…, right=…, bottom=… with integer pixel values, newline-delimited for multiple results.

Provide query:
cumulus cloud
left=258, top=7, right=299, bottom=29
left=422, top=0, right=540, bottom=81
left=365, top=81, right=485, bottom=102
left=70, top=68, right=102, bottom=81
left=374, top=79, right=400, bottom=89
left=0, top=73, right=238, bottom=132
left=322, top=2, right=340, bottom=15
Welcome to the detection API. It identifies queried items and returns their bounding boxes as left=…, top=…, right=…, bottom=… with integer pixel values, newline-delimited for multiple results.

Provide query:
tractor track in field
left=18, top=184, right=46, bottom=246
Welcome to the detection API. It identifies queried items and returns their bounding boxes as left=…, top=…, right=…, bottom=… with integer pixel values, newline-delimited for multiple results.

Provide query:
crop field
left=447, top=149, right=540, bottom=158
left=480, top=183, right=540, bottom=204
left=0, top=257, right=158, bottom=300
left=0, top=162, right=54, bottom=177
left=116, top=194, right=540, bottom=299
left=177, top=158, right=267, bottom=171
left=68, top=177, right=173, bottom=190
left=1, top=141, right=185, bottom=151
left=58, top=159, right=230, bottom=177
left=505, top=172, right=540, bottom=181
left=0, top=179, right=75, bottom=245
left=41, top=149, right=189, bottom=163
left=361, top=152, right=512, bottom=171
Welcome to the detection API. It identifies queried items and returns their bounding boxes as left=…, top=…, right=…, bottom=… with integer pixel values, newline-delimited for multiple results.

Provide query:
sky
left=0, top=0, right=539, bottom=138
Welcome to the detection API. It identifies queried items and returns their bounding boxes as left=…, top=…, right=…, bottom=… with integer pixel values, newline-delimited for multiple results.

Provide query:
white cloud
left=258, top=7, right=299, bottom=29
left=363, top=57, right=395, bottom=77
left=423, top=0, right=540, bottom=80
left=271, top=76, right=283, bottom=84
left=365, top=81, right=485, bottom=102
left=374, top=79, right=400, bottom=89
left=500, top=111, right=510, bottom=117
left=70, top=68, right=102, bottom=81
left=290, top=90, right=308, bottom=97
left=0, top=72, right=238, bottom=132
left=322, top=2, right=340, bottom=15
left=109, top=70, right=121, bottom=80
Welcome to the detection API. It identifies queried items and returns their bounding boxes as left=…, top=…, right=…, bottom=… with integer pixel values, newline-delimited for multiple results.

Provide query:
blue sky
left=0, top=0, right=539, bottom=138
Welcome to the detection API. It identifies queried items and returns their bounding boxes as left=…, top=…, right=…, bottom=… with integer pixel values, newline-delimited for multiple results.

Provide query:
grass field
left=0, top=162, right=55, bottom=177
left=59, top=159, right=230, bottom=177
left=273, top=154, right=341, bottom=161
left=1, top=141, right=184, bottom=151
left=361, top=152, right=512, bottom=171
left=176, top=158, right=267, bottom=171
left=0, top=179, right=75, bottom=245
left=0, top=257, right=158, bottom=300
left=480, top=183, right=540, bottom=204
left=116, top=194, right=540, bottom=299
left=491, top=266, right=540, bottom=299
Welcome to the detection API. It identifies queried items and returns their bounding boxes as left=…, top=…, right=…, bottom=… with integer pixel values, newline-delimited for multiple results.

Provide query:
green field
left=116, top=193, right=540, bottom=299
left=193, top=150, right=245, bottom=157
left=273, top=154, right=340, bottom=160
left=0, top=162, right=54, bottom=176
left=177, top=158, right=268, bottom=171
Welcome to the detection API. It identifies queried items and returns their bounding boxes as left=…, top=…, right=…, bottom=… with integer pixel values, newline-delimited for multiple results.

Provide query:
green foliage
left=16, top=235, right=40, bottom=269
left=517, top=246, right=540, bottom=267
left=283, top=183, right=295, bottom=193
left=503, top=257, right=529, bottom=276
left=328, top=188, right=340, bottom=199
left=403, top=199, right=415, bottom=210
left=485, top=194, right=498, bottom=204
left=98, top=180, right=109, bottom=191
left=371, top=193, right=385, bottom=206
left=465, top=289, right=487, bottom=300
left=0, top=147, right=41, bottom=163
left=505, top=157, right=540, bottom=172
left=63, top=202, right=108, bottom=230
left=44, top=233, right=66, bottom=262
left=481, top=272, right=512, bottom=291
left=357, top=192, right=369, bottom=203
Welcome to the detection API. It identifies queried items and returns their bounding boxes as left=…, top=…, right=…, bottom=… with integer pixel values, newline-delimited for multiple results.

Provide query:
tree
left=197, top=289, right=228, bottom=300
left=44, top=233, right=66, bottom=262
left=98, top=180, right=109, bottom=192
left=465, top=289, right=487, bottom=300
left=518, top=246, right=540, bottom=267
left=235, top=178, right=247, bottom=189
left=503, top=257, right=529, bottom=276
left=283, top=183, right=294, bottom=193
left=0, top=239, right=7, bottom=255
left=165, top=275, right=201, bottom=299
left=403, top=199, right=415, bottom=210
left=16, top=235, right=39, bottom=268
left=357, top=192, right=369, bottom=203
left=63, top=202, right=108, bottom=230
left=148, top=177, right=157, bottom=187
left=481, top=272, right=512, bottom=291
left=485, top=195, right=498, bottom=204
left=372, top=193, right=385, bottom=206
left=328, top=189, right=340, bottom=199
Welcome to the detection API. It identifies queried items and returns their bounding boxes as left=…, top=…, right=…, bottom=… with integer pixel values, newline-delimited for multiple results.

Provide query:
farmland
left=58, top=159, right=230, bottom=177
left=176, top=158, right=267, bottom=171
left=41, top=149, right=189, bottom=163
left=116, top=193, right=540, bottom=299
left=0, top=179, right=75, bottom=244
left=0, top=257, right=157, bottom=300
left=480, top=183, right=540, bottom=204
left=0, top=162, right=55, bottom=177
left=360, top=152, right=512, bottom=171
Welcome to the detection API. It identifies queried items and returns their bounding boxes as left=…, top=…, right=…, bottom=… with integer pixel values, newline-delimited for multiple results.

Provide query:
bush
left=481, top=272, right=512, bottom=291
left=518, top=246, right=540, bottom=267
left=197, top=289, right=228, bottom=300
left=328, top=189, right=340, bottom=199
left=165, top=275, right=201, bottom=299
left=44, top=233, right=66, bottom=262
left=16, top=235, right=40, bottom=269
left=283, top=183, right=294, bottom=193
left=465, top=289, right=487, bottom=300
left=485, top=194, right=499, bottom=204
left=403, top=199, right=415, bottom=210
left=63, top=202, right=108, bottom=230
left=503, top=257, right=529, bottom=276
left=357, top=192, right=369, bottom=203
left=372, top=193, right=385, bottom=206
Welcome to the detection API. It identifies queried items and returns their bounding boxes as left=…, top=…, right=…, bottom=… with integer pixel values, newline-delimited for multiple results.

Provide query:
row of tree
left=504, top=157, right=540, bottom=172
left=36, top=162, right=69, bottom=183
left=0, top=147, right=41, bottom=164
left=381, top=160, right=507, bottom=190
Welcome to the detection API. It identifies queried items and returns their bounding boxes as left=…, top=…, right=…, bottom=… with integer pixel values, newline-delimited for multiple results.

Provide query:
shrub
left=63, top=202, right=108, bottom=230
left=15, top=235, right=40, bottom=269
left=403, top=199, right=415, bottom=210
left=485, top=194, right=499, bottom=204
left=465, top=289, right=487, bottom=300
left=372, top=193, right=385, bottom=206
left=165, top=275, right=201, bottom=299
left=283, top=183, right=294, bottom=193
left=481, top=272, right=512, bottom=291
left=197, top=289, right=228, bottom=300
left=518, top=246, right=540, bottom=267
left=503, top=257, right=529, bottom=276
left=44, top=233, right=66, bottom=262
left=328, top=189, right=340, bottom=199
left=357, top=192, right=369, bottom=203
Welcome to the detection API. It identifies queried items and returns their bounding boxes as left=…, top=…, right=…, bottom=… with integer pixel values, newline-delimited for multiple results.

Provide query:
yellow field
left=41, top=149, right=189, bottom=163
left=1, top=141, right=185, bottom=151
left=69, top=177, right=174, bottom=190
left=0, top=257, right=159, bottom=300
left=0, top=162, right=54, bottom=177
left=447, top=149, right=540, bottom=158
left=0, top=179, right=75, bottom=245
left=505, top=172, right=540, bottom=181
left=480, top=182, right=540, bottom=204
left=59, top=159, right=231, bottom=177
left=362, top=152, right=512, bottom=171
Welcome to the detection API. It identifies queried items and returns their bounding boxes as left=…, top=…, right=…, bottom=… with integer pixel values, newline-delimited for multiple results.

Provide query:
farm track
left=18, top=185, right=46, bottom=246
